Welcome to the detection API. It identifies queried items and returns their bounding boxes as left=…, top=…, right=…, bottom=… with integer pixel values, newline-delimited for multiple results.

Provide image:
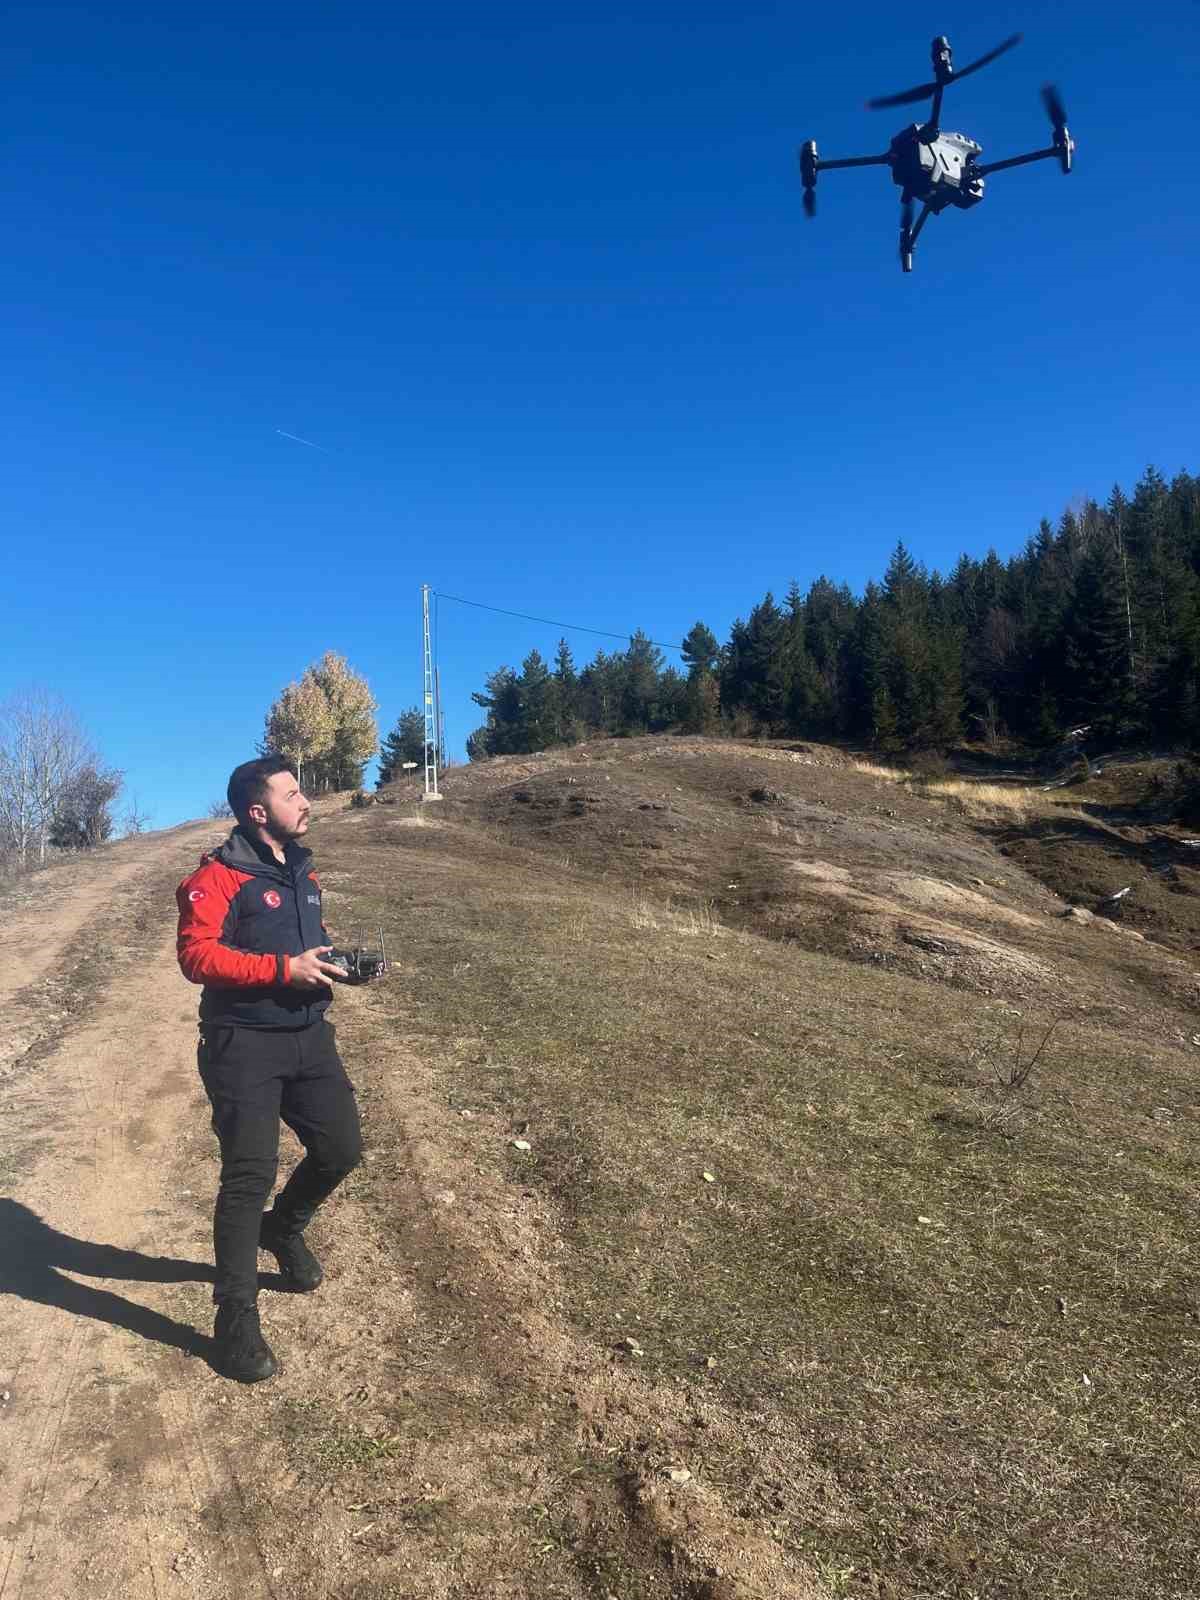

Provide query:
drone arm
left=974, top=146, right=1058, bottom=176
left=976, top=112, right=1074, bottom=177
left=800, top=143, right=891, bottom=217
left=815, top=153, right=893, bottom=172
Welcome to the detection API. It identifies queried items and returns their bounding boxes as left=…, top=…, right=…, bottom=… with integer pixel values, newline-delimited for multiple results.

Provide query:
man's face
left=249, top=772, right=310, bottom=843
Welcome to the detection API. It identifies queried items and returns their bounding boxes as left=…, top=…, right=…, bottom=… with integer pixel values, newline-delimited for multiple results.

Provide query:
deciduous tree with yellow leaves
left=261, top=652, right=378, bottom=793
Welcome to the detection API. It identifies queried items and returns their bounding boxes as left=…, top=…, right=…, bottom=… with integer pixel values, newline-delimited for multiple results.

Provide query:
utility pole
left=421, top=584, right=442, bottom=801
left=436, top=665, right=447, bottom=773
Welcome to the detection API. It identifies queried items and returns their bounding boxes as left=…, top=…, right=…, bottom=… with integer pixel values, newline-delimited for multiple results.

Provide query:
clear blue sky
left=3, top=2, right=1197, bottom=827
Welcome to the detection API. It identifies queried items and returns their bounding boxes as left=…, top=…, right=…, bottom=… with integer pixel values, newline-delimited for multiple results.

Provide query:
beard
left=263, top=810, right=309, bottom=845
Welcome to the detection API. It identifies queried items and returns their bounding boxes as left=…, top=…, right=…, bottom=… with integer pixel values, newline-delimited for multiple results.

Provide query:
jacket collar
left=216, top=826, right=313, bottom=882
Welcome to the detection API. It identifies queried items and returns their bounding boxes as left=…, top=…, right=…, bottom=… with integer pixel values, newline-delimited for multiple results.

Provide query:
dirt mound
left=404, top=739, right=1200, bottom=1019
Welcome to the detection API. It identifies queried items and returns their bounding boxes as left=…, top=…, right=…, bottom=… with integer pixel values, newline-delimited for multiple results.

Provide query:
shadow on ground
left=0, top=1198, right=216, bottom=1360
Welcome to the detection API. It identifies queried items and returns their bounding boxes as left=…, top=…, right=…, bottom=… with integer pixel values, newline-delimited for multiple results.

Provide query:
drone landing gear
left=899, top=196, right=932, bottom=272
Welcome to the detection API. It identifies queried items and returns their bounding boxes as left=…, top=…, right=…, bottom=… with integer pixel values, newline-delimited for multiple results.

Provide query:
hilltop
left=2, top=737, right=1198, bottom=1600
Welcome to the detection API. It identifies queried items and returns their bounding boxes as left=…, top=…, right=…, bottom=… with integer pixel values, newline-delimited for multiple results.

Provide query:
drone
left=799, top=34, right=1073, bottom=271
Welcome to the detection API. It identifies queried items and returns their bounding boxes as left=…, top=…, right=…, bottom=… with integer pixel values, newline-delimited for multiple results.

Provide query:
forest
left=465, top=466, right=1200, bottom=759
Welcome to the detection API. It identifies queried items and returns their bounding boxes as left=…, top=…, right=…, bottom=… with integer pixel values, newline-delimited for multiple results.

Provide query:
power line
left=433, top=590, right=684, bottom=653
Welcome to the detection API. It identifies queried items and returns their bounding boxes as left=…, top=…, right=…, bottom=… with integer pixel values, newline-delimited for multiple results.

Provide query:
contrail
left=275, top=428, right=328, bottom=452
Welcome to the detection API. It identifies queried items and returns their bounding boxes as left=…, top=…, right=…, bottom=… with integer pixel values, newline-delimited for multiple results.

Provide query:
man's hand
left=287, top=946, right=343, bottom=989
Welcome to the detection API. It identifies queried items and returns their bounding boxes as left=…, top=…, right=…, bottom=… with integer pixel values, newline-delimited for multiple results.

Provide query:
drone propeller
left=1041, top=82, right=1073, bottom=172
left=867, top=32, right=1022, bottom=109
left=1042, top=82, right=1067, bottom=131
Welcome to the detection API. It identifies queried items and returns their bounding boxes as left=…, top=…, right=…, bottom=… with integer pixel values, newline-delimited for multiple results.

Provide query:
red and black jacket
left=176, top=827, right=332, bottom=1030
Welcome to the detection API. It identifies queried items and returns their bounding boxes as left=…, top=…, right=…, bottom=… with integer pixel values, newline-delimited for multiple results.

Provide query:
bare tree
left=121, top=793, right=153, bottom=836
left=0, top=689, right=95, bottom=866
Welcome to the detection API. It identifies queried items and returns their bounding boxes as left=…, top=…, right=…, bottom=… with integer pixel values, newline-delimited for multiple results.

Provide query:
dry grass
left=921, top=777, right=1041, bottom=822
left=306, top=740, right=1200, bottom=1598
left=850, top=762, right=1081, bottom=825
left=849, top=761, right=909, bottom=784
left=674, top=898, right=720, bottom=937
left=630, top=893, right=722, bottom=937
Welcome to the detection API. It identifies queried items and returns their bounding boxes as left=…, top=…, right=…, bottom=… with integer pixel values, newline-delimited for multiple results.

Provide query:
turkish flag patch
left=263, top=890, right=282, bottom=909
left=188, top=888, right=206, bottom=902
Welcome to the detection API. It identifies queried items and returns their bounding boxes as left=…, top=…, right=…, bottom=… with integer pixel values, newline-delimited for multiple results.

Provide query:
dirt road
left=2, top=816, right=811, bottom=1600
left=0, top=821, right=286, bottom=1600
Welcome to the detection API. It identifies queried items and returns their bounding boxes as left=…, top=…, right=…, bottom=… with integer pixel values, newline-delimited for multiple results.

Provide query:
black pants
left=198, top=1020, right=363, bottom=1305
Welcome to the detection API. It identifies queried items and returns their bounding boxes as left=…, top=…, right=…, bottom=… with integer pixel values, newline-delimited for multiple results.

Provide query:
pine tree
left=720, top=594, right=786, bottom=730
left=1062, top=542, right=1134, bottom=735
left=1019, top=520, right=1074, bottom=741
left=1149, top=577, right=1200, bottom=744
left=968, top=604, right=1024, bottom=741
left=777, top=581, right=824, bottom=734
left=519, top=650, right=556, bottom=750
left=657, top=666, right=688, bottom=728
left=882, top=542, right=923, bottom=612
left=377, top=708, right=427, bottom=786
left=678, top=623, right=720, bottom=733
left=552, top=638, right=580, bottom=743
left=874, top=550, right=963, bottom=749
left=803, top=577, right=856, bottom=735
left=872, top=683, right=901, bottom=754
left=577, top=650, right=620, bottom=734
left=681, top=622, right=719, bottom=677
left=470, top=666, right=522, bottom=756
left=466, top=726, right=492, bottom=762
left=682, top=668, right=720, bottom=733
left=923, top=627, right=966, bottom=748
left=1127, top=467, right=1172, bottom=698
left=620, top=631, right=666, bottom=732
left=1169, top=471, right=1200, bottom=571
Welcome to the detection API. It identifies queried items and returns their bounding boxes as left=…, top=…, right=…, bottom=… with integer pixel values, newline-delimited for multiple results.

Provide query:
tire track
left=0, top=1317, right=85, bottom=1600
left=16, top=1320, right=87, bottom=1600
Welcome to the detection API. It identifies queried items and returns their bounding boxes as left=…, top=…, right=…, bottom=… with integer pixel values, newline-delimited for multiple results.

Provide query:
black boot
left=259, top=1208, right=325, bottom=1292
left=214, top=1300, right=279, bottom=1383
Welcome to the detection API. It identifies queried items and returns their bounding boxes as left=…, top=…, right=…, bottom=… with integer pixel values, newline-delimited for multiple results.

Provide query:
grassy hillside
left=282, top=737, right=1199, bottom=1598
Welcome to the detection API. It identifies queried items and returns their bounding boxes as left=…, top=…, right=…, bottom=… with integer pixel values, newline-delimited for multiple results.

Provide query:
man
left=176, top=755, right=374, bottom=1382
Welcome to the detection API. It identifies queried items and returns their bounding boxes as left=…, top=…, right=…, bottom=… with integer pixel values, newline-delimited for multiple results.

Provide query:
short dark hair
left=227, top=755, right=298, bottom=827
